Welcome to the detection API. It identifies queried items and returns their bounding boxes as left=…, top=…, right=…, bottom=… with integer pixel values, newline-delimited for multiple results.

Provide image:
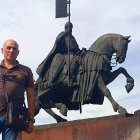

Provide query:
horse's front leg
left=107, top=67, right=134, bottom=93
left=98, top=75, right=128, bottom=115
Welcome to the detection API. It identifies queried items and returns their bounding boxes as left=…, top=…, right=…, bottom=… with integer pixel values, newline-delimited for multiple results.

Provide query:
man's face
left=1, top=40, right=19, bottom=61
left=65, top=26, right=72, bottom=33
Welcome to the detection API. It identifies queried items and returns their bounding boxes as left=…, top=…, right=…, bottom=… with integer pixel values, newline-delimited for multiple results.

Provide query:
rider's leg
left=65, top=54, right=79, bottom=88
left=70, top=56, right=80, bottom=84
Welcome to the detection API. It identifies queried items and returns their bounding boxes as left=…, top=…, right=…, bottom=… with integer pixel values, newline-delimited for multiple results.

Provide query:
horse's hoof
left=125, top=82, right=134, bottom=93
left=118, top=106, right=128, bottom=115
left=57, top=117, right=67, bottom=123
left=113, top=104, right=119, bottom=112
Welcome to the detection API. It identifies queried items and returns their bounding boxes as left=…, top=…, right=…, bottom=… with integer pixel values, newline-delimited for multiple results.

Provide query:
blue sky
left=0, top=0, right=140, bottom=136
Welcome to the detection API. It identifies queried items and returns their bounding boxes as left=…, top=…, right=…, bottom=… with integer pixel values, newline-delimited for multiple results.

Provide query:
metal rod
left=68, top=0, right=71, bottom=85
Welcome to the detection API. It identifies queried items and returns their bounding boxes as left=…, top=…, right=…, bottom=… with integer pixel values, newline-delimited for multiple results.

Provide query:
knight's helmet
left=64, top=22, right=73, bottom=28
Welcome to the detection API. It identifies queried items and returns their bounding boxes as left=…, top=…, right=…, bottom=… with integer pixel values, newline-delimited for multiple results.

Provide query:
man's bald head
left=3, top=39, right=19, bottom=49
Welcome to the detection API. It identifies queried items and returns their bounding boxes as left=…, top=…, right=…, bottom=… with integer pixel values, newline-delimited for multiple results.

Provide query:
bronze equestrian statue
left=34, top=22, right=134, bottom=123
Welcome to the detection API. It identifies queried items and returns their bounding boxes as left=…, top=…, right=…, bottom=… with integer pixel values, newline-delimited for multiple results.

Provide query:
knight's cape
left=36, top=32, right=64, bottom=79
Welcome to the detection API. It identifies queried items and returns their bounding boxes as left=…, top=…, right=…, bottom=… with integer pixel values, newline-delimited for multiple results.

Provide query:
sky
left=0, top=0, right=140, bottom=137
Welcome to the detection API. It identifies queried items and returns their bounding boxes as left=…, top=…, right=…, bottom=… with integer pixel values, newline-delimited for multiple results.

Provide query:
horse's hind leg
left=55, top=103, right=68, bottom=117
left=44, top=109, right=67, bottom=123
left=97, top=75, right=128, bottom=115
left=44, top=103, right=68, bottom=116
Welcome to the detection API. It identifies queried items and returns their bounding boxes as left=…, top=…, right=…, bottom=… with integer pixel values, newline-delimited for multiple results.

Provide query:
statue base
left=17, top=110, right=140, bottom=140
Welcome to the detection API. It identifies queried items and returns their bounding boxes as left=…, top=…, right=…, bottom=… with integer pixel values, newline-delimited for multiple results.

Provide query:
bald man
left=0, top=39, right=35, bottom=140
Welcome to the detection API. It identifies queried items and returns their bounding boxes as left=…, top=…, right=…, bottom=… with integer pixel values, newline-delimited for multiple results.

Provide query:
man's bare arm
left=26, top=87, right=35, bottom=134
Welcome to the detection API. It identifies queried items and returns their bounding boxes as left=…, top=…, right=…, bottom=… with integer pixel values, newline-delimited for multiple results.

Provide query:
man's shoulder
left=60, top=31, right=65, bottom=34
left=0, top=60, right=5, bottom=67
left=57, top=31, right=65, bottom=36
left=18, top=63, right=32, bottom=72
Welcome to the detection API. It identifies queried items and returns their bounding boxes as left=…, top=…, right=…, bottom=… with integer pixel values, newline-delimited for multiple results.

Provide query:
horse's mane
left=88, top=33, right=123, bottom=57
left=95, top=33, right=123, bottom=44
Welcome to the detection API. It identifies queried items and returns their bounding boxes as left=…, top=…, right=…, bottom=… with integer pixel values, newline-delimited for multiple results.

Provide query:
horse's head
left=113, top=35, right=131, bottom=64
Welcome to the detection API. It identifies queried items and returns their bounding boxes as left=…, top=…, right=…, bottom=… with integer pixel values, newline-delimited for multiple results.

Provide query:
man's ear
left=17, top=50, right=20, bottom=56
left=1, top=48, right=3, bottom=54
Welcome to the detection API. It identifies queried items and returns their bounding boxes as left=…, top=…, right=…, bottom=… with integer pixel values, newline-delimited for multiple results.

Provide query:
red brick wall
left=17, top=111, right=140, bottom=140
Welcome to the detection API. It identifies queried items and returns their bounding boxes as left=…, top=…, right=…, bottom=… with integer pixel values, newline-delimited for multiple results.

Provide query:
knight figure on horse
left=36, top=22, right=81, bottom=90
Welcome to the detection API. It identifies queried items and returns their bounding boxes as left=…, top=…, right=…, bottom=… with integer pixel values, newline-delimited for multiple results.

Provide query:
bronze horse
left=34, top=34, right=134, bottom=122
